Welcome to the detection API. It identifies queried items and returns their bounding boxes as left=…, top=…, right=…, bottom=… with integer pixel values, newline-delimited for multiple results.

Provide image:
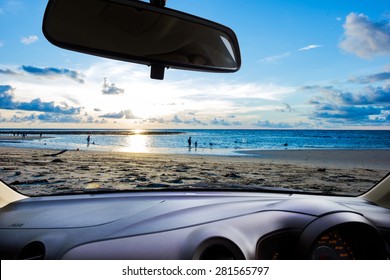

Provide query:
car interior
left=0, top=0, right=389, bottom=260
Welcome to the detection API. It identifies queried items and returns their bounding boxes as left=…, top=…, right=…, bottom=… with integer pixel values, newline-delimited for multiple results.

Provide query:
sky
left=0, top=0, right=389, bottom=129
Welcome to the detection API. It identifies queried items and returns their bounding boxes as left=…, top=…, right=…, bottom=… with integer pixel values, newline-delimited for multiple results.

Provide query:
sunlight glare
left=121, top=135, right=150, bottom=153
left=133, top=129, right=145, bottom=134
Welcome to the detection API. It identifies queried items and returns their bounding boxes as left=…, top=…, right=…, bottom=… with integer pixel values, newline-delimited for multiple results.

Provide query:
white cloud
left=99, top=110, right=137, bottom=119
left=259, top=52, right=291, bottom=63
left=0, top=41, right=4, bottom=47
left=299, top=44, right=322, bottom=51
left=277, top=103, right=295, bottom=113
left=21, top=65, right=84, bottom=83
left=20, top=35, right=38, bottom=45
left=101, top=77, right=124, bottom=94
left=339, top=13, right=390, bottom=59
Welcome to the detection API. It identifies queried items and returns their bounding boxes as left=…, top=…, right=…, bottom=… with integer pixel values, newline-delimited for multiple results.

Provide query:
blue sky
left=0, top=0, right=389, bottom=129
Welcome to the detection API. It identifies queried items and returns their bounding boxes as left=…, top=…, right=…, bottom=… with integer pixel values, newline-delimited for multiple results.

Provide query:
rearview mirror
left=43, top=0, right=241, bottom=79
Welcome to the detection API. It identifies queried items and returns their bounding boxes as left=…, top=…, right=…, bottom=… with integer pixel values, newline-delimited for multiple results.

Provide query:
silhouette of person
left=195, top=141, right=198, bottom=150
left=87, top=135, right=91, bottom=146
left=188, top=137, right=192, bottom=149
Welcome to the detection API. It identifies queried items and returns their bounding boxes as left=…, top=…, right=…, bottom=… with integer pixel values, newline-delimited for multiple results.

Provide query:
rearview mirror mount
left=43, top=0, right=241, bottom=80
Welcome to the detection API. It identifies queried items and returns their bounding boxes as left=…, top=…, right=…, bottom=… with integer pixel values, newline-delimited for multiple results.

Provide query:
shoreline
left=1, top=129, right=390, bottom=157
left=0, top=146, right=388, bottom=196
left=0, top=136, right=52, bottom=141
left=0, top=131, right=184, bottom=136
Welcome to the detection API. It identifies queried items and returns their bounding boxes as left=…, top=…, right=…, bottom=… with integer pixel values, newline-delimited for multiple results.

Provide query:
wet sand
left=238, top=149, right=390, bottom=169
left=0, top=147, right=388, bottom=196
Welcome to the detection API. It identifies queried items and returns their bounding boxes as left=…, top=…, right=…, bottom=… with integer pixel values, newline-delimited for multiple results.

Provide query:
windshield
left=0, top=0, right=389, bottom=196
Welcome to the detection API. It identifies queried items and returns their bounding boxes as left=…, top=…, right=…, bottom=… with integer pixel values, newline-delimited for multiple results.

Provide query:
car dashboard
left=0, top=191, right=389, bottom=260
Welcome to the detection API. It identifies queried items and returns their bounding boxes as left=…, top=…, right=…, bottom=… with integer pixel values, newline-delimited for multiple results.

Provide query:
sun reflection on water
left=122, top=135, right=150, bottom=153
left=133, top=129, right=145, bottom=135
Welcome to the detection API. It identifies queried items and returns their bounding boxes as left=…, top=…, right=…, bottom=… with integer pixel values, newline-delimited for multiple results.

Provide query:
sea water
left=0, top=129, right=389, bottom=156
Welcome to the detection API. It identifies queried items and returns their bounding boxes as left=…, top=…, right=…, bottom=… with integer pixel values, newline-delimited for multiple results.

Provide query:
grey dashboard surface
left=0, top=191, right=389, bottom=259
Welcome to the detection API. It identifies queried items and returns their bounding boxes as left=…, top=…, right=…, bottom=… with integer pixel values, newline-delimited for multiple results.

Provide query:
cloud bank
left=306, top=85, right=390, bottom=124
left=0, top=85, right=81, bottom=115
left=4, top=113, right=84, bottom=123
left=349, top=71, right=390, bottom=84
left=210, top=118, right=241, bottom=126
left=99, top=110, right=136, bottom=119
left=21, top=65, right=84, bottom=83
left=0, top=68, right=17, bottom=75
left=254, top=120, right=292, bottom=128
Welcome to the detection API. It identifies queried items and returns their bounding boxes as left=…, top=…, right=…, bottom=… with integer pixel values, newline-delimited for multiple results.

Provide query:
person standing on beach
left=87, top=135, right=91, bottom=146
left=188, top=137, right=192, bottom=149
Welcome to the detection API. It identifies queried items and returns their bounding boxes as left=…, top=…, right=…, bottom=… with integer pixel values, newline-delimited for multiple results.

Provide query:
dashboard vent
left=194, top=238, right=245, bottom=260
left=257, top=231, right=300, bottom=259
left=17, top=241, right=46, bottom=260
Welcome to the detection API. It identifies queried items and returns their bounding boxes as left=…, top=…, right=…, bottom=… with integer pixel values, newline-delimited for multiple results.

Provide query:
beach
left=1, top=146, right=388, bottom=196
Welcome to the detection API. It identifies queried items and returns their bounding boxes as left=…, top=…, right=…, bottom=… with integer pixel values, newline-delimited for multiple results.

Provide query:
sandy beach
left=0, top=146, right=389, bottom=196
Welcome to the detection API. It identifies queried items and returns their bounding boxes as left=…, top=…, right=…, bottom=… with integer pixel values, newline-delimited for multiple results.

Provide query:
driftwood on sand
left=43, top=149, right=68, bottom=157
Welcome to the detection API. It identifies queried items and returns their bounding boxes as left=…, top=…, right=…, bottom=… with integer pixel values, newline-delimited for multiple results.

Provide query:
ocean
left=0, top=129, right=389, bottom=156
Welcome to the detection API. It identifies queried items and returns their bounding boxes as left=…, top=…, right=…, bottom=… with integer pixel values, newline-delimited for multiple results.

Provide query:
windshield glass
left=0, top=0, right=389, bottom=196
